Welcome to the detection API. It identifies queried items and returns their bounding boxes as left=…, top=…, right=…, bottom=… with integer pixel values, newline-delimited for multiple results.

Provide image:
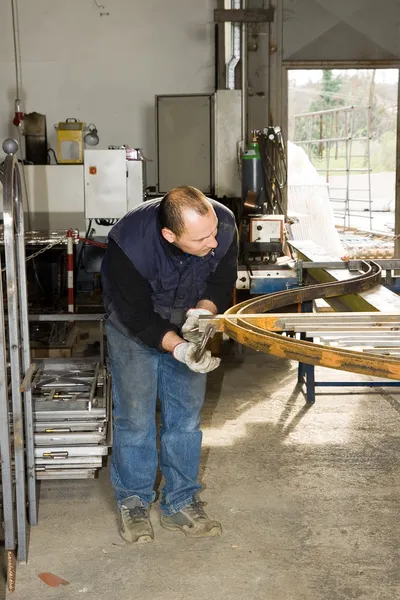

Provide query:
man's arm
left=199, top=231, right=238, bottom=313
left=105, top=239, right=182, bottom=350
left=180, top=233, right=238, bottom=343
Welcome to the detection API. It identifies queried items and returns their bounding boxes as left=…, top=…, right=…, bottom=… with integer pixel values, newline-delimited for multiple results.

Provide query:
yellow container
left=56, top=118, right=85, bottom=164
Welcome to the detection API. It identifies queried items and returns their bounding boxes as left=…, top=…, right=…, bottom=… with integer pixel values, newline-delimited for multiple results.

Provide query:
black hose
left=75, top=219, right=92, bottom=285
left=258, top=128, right=288, bottom=215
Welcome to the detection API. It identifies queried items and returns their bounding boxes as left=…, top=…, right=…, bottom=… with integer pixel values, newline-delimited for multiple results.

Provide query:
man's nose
left=209, top=236, right=218, bottom=249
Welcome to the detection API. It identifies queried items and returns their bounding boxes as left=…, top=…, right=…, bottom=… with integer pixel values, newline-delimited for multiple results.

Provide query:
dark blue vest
left=101, top=197, right=235, bottom=340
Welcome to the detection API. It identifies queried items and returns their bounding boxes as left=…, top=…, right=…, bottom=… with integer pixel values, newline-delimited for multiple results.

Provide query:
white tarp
left=287, top=141, right=345, bottom=257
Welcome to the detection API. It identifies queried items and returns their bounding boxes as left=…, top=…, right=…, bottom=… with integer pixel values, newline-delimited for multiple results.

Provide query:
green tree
left=305, top=70, right=345, bottom=157
left=310, top=70, right=345, bottom=112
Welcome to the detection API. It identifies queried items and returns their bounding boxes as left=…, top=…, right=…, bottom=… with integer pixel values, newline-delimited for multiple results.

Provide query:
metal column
left=15, top=160, right=37, bottom=527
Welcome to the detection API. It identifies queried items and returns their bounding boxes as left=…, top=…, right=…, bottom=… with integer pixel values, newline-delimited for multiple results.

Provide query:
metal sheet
left=34, top=446, right=108, bottom=458
left=34, top=408, right=106, bottom=420
left=214, top=90, right=242, bottom=197
left=34, top=421, right=105, bottom=432
left=36, top=470, right=96, bottom=480
left=34, top=432, right=105, bottom=445
left=35, top=457, right=102, bottom=467
left=156, top=95, right=213, bottom=194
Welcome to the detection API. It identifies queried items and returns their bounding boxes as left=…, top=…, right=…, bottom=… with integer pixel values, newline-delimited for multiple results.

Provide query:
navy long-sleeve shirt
left=104, top=235, right=238, bottom=349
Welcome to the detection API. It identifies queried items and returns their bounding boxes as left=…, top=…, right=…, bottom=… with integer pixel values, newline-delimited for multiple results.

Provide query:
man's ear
left=161, top=227, right=176, bottom=244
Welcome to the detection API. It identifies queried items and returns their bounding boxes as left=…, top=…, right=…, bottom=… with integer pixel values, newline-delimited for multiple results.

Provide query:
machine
left=0, top=146, right=148, bottom=310
left=235, top=127, right=298, bottom=296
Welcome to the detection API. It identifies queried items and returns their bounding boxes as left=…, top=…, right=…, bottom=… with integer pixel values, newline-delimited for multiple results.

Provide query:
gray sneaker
left=160, top=497, right=222, bottom=538
left=118, top=495, right=154, bottom=543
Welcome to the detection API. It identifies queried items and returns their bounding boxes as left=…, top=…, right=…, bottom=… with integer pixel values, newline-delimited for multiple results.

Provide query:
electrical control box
left=84, top=150, right=127, bottom=219
left=250, top=216, right=284, bottom=244
left=84, top=150, right=145, bottom=219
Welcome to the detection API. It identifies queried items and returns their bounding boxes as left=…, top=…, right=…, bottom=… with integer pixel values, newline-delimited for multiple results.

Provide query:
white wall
left=0, top=0, right=217, bottom=183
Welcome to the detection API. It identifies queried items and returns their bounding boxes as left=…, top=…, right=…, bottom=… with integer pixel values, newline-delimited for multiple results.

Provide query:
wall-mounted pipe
left=241, top=0, right=247, bottom=143
left=226, top=0, right=241, bottom=90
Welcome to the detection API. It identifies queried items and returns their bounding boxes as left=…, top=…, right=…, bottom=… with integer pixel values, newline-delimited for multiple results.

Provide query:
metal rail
left=0, top=246, right=15, bottom=585
left=222, top=260, right=400, bottom=380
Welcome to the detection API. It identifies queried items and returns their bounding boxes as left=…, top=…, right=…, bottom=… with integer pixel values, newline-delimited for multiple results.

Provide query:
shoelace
left=189, top=499, right=207, bottom=519
left=121, top=505, right=148, bottom=523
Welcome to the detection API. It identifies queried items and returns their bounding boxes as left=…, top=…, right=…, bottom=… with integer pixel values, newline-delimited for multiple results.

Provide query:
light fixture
left=84, top=123, right=99, bottom=146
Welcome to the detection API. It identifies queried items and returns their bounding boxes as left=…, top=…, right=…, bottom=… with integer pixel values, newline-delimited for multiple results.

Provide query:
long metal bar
left=27, top=313, right=105, bottom=322
left=301, top=329, right=400, bottom=336
left=10, top=139, right=38, bottom=526
left=2, top=144, right=28, bottom=563
left=366, top=105, right=372, bottom=230
left=0, top=251, right=16, bottom=552
left=295, top=105, right=360, bottom=118
left=314, top=381, right=400, bottom=387
left=199, top=312, right=400, bottom=332
left=301, top=260, right=400, bottom=270
left=296, top=136, right=367, bottom=145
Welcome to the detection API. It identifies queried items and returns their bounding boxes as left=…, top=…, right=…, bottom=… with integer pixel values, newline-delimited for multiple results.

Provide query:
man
left=101, top=185, right=238, bottom=543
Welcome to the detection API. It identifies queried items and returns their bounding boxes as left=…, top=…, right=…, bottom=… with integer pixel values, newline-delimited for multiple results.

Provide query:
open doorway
left=287, top=68, right=398, bottom=255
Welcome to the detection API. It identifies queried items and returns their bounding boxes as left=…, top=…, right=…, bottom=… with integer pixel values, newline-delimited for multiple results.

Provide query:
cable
left=258, top=128, right=287, bottom=215
left=94, top=218, right=118, bottom=226
left=75, top=219, right=93, bottom=285
left=47, top=148, right=58, bottom=164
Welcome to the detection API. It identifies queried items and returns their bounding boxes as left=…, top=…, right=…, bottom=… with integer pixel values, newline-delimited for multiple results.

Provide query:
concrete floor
left=3, top=347, right=400, bottom=600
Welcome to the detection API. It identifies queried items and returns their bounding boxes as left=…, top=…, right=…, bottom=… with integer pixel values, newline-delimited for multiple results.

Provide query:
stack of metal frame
left=27, top=313, right=111, bottom=480
left=33, top=356, right=111, bottom=479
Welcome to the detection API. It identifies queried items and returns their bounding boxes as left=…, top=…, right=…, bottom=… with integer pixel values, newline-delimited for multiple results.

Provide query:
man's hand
left=182, top=308, right=213, bottom=343
left=173, top=342, right=220, bottom=374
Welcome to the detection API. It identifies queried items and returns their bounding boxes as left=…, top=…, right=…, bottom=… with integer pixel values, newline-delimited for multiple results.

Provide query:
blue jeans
left=106, top=322, right=207, bottom=515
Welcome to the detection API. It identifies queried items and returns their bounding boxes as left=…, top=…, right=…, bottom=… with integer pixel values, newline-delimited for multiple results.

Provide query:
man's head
left=159, top=186, right=218, bottom=257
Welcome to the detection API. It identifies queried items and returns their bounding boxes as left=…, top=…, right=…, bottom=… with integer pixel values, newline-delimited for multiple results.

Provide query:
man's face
left=163, top=207, right=219, bottom=257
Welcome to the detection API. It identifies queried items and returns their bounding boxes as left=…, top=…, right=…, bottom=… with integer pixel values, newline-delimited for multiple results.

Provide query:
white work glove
left=173, top=342, right=221, bottom=374
left=181, top=308, right=213, bottom=343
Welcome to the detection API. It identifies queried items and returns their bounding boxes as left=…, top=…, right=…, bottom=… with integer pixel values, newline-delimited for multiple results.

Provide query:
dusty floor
left=3, top=347, right=400, bottom=600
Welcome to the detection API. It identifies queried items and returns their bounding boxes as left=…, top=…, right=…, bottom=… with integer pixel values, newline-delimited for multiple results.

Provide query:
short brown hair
left=159, top=186, right=211, bottom=237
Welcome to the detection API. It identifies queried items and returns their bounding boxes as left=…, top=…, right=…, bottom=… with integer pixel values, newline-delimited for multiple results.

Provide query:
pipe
left=241, top=0, right=247, bottom=143
left=67, top=229, right=74, bottom=313
left=226, top=0, right=241, bottom=90
left=10, top=0, right=22, bottom=99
